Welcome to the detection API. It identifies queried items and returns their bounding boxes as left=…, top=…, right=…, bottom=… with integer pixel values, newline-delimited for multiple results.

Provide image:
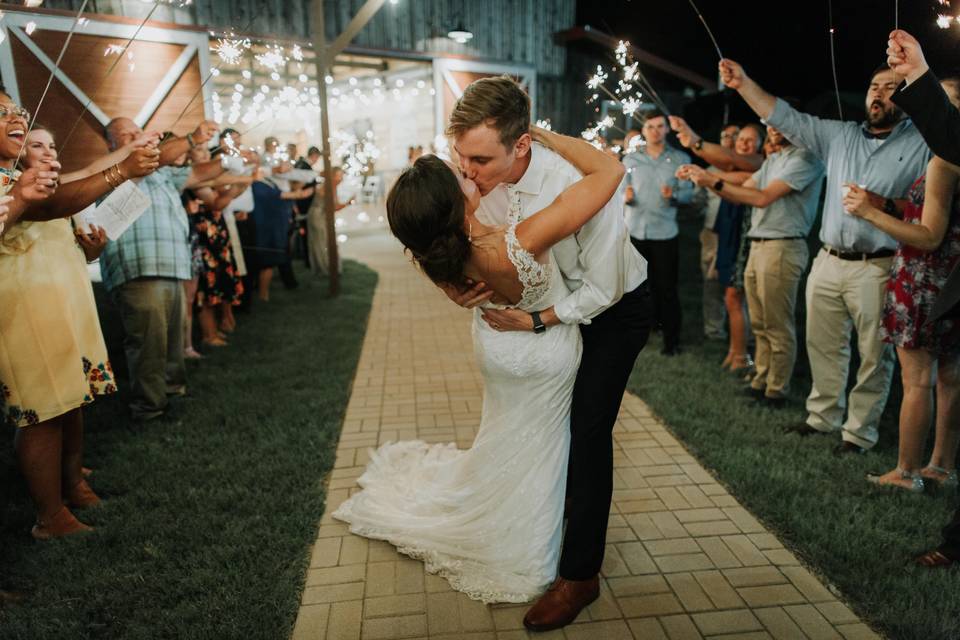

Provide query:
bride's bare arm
left=515, top=129, right=624, bottom=256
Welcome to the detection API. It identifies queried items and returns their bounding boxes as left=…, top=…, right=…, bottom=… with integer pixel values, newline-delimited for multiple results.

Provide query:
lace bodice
left=496, top=188, right=565, bottom=312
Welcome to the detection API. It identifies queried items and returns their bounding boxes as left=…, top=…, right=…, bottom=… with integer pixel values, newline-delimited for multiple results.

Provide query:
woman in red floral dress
left=845, top=154, right=960, bottom=493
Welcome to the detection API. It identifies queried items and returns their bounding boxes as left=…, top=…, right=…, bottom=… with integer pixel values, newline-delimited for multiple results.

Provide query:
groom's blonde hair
left=446, top=76, right=530, bottom=148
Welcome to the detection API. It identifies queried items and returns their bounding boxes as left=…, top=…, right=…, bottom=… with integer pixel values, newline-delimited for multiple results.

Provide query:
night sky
left=576, top=0, right=960, bottom=125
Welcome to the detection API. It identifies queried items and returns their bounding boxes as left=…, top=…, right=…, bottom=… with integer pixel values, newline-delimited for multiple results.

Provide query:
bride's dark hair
left=387, top=154, right=471, bottom=286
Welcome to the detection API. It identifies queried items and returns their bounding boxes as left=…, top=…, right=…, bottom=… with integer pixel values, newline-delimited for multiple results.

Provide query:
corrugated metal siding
left=43, top=0, right=574, bottom=75
left=40, top=1, right=586, bottom=131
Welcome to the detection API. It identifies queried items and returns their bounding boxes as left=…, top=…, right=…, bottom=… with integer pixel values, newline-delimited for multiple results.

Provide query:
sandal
left=867, top=468, right=924, bottom=493
left=915, top=550, right=957, bottom=568
left=31, top=506, right=93, bottom=540
left=730, top=354, right=755, bottom=376
left=64, top=479, right=102, bottom=509
left=921, top=465, right=959, bottom=490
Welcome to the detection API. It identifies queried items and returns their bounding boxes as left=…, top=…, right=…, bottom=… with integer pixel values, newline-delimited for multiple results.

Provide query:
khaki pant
left=804, top=249, right=895, bottom=448
left=112, top=278, right=186, bottom=421
left=699, top=228, right=726, bottom=339
left=744, top=239, right=808, bottom=398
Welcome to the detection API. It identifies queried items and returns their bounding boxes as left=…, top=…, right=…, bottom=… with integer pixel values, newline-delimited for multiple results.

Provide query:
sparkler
left=214, top=35, right=249, bottom=64
left=168, top=0, right=269, bottom=133
left=534, top=119, right=552, bottom=131
left=584, top=40, right=671, bottom=120
left=686, top=0, right=723, bottom=60
left=255, top=45, right=287, bottom=72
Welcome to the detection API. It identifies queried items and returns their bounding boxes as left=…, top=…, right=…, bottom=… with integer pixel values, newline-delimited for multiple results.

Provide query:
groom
left=443, top=76, right=652, bottom=631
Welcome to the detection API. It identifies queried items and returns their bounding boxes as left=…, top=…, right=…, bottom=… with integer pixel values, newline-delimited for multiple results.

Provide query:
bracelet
left=186, top=132, right=196, bottom=149
left=103, top=168, right=120, bottom=189
left=109, top=164, right=124, bottom=187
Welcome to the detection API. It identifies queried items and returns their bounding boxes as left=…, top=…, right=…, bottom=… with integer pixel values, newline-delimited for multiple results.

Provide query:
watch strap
left=531, top=311, right=546, bottom=334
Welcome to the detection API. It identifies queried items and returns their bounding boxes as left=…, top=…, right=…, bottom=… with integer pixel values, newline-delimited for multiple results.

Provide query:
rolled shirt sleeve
left=766, top=98, right=846, bottom=161
left=553, top=180, right=646, bottom=325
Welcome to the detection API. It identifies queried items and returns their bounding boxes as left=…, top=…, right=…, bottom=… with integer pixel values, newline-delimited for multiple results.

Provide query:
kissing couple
left=334, top=76, right=652, bottom=632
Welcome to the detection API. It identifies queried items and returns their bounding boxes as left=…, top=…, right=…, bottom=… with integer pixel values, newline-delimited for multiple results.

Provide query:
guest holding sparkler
left=98, top=117, right=224, bottom=422
left=720, top=58, right=930, bottom=455
left=622, top=110, right=693, bottom=356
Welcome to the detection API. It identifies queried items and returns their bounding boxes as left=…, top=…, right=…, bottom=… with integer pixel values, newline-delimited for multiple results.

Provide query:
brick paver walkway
left=292, top=231, right=881, bottom=640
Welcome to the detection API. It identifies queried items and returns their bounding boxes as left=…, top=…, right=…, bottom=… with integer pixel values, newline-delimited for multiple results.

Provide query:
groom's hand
left=440, top=279, right=494, bottom=308
left=481, top=308, right=534, bottom=332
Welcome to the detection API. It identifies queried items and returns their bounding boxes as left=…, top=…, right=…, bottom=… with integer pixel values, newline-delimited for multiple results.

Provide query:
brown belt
left=823, top=246, right=895, bottom=261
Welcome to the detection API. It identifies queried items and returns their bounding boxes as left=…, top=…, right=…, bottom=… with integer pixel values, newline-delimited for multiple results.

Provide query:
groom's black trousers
left=559, top=281, right=652, bottom=581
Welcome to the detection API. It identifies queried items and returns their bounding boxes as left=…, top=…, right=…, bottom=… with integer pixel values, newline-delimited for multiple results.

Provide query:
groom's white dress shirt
left=476, top=143, right=648, bottom=325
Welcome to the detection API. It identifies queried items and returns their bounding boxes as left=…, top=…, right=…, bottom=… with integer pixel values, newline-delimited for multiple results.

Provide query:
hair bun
left=418, top=226, right=471, bottom=285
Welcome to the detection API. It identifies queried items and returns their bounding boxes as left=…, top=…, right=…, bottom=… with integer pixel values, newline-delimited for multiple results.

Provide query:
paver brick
left=666, top=573, right=715, bottom=612
left=292, top=603, right=330, bottom=640
left=327, top=600, right=364, bottom=640
left=737, top=584, right=807, bottom=608
left=626, top=616, right=669, bottom=640
left=360, top=614, right=427, bottom=640
left=302, top=583, right=365, bottom=605
left=754, top=606, right=808, bottom=640
left=618, top=592, right=684, bottom=617
left=364, top=594, right=426, bottom=618
left=691, top=609, right=763, bottom=635
left=658, top=613, right=704, bottom=639
left=564, top=619, right=634, bottom=639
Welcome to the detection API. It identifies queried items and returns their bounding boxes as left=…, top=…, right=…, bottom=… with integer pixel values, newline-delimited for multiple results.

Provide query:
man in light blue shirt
left=623, top=111, right=694, bottom=355
left=679, top=126, right=825, bottom=409
left=721, top=59, right=930, bottom=454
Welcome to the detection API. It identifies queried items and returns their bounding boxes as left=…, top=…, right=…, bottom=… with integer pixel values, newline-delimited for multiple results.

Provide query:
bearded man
left=719, top=59, right=931, bottom=455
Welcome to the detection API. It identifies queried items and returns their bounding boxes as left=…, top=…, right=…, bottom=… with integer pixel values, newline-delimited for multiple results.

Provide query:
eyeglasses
left=0, top=105, right=30, bottom=121
left=720, top=132, right=738, bottom=140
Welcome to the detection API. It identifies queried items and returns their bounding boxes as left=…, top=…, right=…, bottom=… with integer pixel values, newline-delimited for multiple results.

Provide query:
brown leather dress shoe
left=523, top=575, right=600, bottom=632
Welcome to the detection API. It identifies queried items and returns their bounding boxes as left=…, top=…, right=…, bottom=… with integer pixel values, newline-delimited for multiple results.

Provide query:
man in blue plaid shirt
left=100, top=118, right=225, bottom=422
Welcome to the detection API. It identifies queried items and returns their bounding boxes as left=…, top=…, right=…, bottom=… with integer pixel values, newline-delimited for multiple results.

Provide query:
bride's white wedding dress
left=333, top=189, right=582, bottom=603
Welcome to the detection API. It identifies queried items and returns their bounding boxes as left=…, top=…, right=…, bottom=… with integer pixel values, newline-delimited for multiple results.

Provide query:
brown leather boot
left=31, top=506, right=93, bottom=541
left=64, top=479, right=101, bottom=509
left=523, top=575, right=600, bottom=632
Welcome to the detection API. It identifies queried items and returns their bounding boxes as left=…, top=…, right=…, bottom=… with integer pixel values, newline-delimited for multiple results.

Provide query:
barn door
left=0, top=10, right=211, bottom=171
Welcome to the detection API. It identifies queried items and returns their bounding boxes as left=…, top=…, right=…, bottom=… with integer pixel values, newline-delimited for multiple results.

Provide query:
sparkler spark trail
left=686, top=0, right=723, bottom=60
left=828, top=0, right=844, bottom=120
left=60, top=1, right=160, bottom=151
left=22, top=0, right=89, bottom=159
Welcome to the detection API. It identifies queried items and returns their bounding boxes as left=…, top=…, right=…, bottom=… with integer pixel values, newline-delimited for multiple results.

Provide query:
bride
left=333, top=127, right=624, bottom=603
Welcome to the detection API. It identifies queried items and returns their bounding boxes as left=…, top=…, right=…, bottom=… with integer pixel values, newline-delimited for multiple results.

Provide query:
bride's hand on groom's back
left=440, top=279, right=494, bottom=309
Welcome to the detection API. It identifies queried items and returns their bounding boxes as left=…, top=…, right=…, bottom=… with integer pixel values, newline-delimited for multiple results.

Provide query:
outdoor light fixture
left=447, top=24, right=474, bottom=44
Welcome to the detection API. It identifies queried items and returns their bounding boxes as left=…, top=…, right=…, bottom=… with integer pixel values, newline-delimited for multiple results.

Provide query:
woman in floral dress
left=845, top=155, right=960, bottom=493
left=1, top=119, right=159, bottom=539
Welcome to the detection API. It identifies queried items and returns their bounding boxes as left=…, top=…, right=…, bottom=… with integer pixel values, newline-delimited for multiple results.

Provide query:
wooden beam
left=556, top=25, right=715, bottom=91
left=325, top=0, right=388, bottom=64
left=311, top=0, right=340, bottom=296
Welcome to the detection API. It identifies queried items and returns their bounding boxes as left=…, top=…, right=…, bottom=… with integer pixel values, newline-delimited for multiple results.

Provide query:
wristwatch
left=713, top=179, right=724, bottom=192
left=693, top=138, right=704, bottom=152
left=530, top=311, right=547, bottom=334
left=883, top=198, right=897, bottom=216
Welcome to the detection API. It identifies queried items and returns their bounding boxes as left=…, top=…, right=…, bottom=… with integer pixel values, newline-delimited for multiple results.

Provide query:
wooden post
left=310, top=0, right=389, bottom=297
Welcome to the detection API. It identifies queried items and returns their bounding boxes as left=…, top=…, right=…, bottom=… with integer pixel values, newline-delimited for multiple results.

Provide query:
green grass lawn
left=0, top=261, right=376, bottom=640
left=628, top=213, right=959, bottom=640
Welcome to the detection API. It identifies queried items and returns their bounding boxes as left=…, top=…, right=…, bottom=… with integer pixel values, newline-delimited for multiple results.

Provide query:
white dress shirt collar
left=509, top=144, right=548, bottom=196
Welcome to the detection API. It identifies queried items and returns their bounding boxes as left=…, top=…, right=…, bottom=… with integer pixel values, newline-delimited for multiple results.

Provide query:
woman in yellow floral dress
left=0, top=94, right=160, bottom=539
